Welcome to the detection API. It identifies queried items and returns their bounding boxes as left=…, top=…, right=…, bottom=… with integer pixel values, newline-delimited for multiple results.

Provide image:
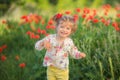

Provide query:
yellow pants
left=47, top=66, right=69, bottom=80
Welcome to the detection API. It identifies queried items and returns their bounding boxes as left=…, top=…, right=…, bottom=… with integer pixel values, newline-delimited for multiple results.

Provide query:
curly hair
left=52, top=13, right=78, bottom=33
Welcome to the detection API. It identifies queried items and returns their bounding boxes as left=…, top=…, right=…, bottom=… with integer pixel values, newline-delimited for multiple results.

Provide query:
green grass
left=0, top=8, right=120, bottom=80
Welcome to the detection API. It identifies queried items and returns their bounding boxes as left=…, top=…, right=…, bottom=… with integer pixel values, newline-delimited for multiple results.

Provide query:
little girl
left=35, top=14, right=86, bottom=80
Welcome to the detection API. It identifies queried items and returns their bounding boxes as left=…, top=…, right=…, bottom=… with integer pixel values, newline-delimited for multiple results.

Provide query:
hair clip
left=56, top=13, right=62, bottom=19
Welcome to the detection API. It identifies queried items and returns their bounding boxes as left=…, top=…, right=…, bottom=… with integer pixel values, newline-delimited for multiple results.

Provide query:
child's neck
left=56, top=34, right=66, bottom=42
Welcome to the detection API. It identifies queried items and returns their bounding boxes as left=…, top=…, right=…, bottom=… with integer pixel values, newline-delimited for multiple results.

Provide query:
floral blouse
left=35, top=34, right=82, bottom=69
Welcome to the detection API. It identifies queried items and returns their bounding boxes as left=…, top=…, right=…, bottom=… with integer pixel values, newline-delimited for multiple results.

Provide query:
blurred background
left=0, top=0, right=120, bottom=20
left=0, top=0, right=120, bottom=80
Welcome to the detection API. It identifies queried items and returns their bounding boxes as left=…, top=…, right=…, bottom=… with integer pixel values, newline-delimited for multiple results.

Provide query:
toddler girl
left=35, top=13, right=86, bottom=80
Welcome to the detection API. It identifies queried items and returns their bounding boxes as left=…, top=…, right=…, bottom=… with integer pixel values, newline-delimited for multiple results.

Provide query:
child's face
left=56, top=22, right=72, bottom=38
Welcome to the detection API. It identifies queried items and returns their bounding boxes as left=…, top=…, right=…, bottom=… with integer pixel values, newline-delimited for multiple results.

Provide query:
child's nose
left=63, top=28, right=66, bottom=31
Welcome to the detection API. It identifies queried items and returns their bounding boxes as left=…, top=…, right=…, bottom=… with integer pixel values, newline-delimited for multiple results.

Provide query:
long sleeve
left=35, top=35, right=84, bottom=69
left=68, top=39, right=82, bottom=59
left=35, top=39, right=44, bottom=51
left=35, top=35, right=51, bottom=51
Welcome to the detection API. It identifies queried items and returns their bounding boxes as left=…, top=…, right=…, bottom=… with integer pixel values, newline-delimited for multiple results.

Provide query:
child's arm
left=35, top=35, right=52, bottom=51
left=70, top=46, right=86, bottom=59
left=35, top=39, right=44, bottom=51
left=68, top=39, right=86, bottom=59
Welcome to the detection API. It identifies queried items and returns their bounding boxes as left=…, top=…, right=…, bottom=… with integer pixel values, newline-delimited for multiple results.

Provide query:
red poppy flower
left=114, top=26, right=120, bottom=31
left=82, top=14, right=86, bottom=18
left=116, top=14, right=120, bottom=18
left=104, top=12, right=108, bottom=16
left=1, top=55, right=6, bottom=61
left=73, top=14, right=79, bottom=22
left=115, top=6, right=120, bottom=11
left=112, top=22, right=120, bottom=31
left=92, top=18, right=99, bottom=23
left=35, top=34, right=40, bottom=39
left=21, top=15, right=27, bottom=19
left=46, top=25, right=51, bottom=29
left=106, top=4, right=111, bottom=9
left=87, top=15, right=94, bottom=21
left=21, top=15, right=29, bottom=23
left=76, top=8, right=81, bottom=13
left=19, top=63, right=26, bottom=68
left=102, top=4, right=111, bottom=9
left=46, top=25, right=55, bottom=29
left=0, top=47, right=3, bottom=53
left=48, top=20, right=54, bottom=25
left=2, top=44, right=7, bottom=49
left=83, top=8, right=90, bottom=14
left=101, top=18, right=106, bottom=23
left=2, top=20, right=7, bottom=24
left=37, top=28, right=41, bottom=33
left=65, top=11, right=71, bottom=14
left=26, top=31, right=31, bottom=35
left=112, top=22, right=118, bottom=28
left=50, top=26, right=55, bottom=29
left=40, top=30, right=46, bottom=34
left=92, top=9, right=97, bottom=16
left=104, top=20, right=111, bottom=26
left=30, top=33, right=35, bottom=39
left=56, top=13, right=62, bottom=19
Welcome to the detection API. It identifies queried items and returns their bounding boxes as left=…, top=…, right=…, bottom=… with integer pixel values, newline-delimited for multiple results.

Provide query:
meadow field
left=0, top=3, right=120, bottom=80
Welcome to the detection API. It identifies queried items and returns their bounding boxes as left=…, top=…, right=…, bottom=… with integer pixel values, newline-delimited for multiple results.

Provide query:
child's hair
left=52, top=14, right=78, bottom=33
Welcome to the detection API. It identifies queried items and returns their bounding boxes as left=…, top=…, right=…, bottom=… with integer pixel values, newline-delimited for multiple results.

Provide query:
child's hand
left=43, top=40, right=51, bottom=51
left=80, top=53, right=86, bottom=58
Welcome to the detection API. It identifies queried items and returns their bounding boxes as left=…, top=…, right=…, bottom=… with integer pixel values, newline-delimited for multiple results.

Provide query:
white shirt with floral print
left=35, top=34, right=82, bottom=69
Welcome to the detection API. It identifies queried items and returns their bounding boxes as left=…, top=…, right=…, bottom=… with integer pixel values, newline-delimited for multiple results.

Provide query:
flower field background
left=0, top=0, right=120, bottom=80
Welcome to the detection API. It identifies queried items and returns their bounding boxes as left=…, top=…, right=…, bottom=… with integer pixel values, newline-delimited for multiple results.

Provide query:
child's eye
left=67, top=27, right=70, bottom=30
